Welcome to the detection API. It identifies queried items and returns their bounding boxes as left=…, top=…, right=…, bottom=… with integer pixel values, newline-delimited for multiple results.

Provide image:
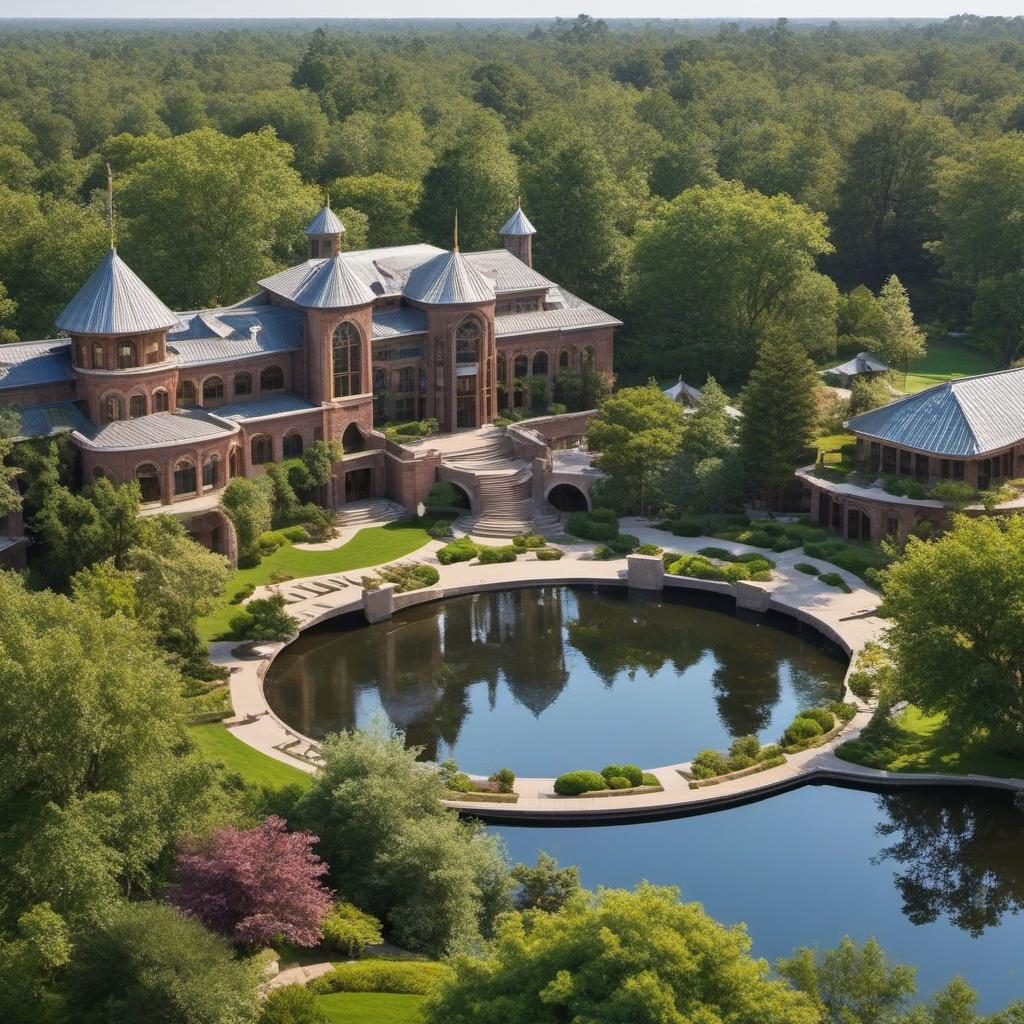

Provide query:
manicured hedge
left=437, top=538, right=478, bottom=565
left=512, top=533, right=546, bottom=548
left=310, top=960, right=452, bottom=996
left=819, top=571, right=852, bottom=593
left=794, top=562, right=820, bottom=576
left=535, top=547, right=564, bottom=560
left=477, top=545, right=518, bottom=564
left=601, top=763, right=642, bottom=787
left=565, top=510, right=619, bottom=542
left=782, top=716, right=823, bottom=746
left=553, top=770, right=608, bottom=795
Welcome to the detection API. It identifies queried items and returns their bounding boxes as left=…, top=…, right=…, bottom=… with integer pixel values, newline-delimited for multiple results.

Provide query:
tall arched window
left=251, top=434, right=273, bottom=464
left=136, top=462, right=161, bottom=503
left=229, top=447, right=241, bottom=478
left=129, top=394, right=146, bottom=419
left=283, top=433, right=304, bottom=458
left=103, top=394, right=123, bottom=422
left=532, top=351, right=549, bottom=377
left=173, top=459, right=197, bottom=496
left=261, top=365, right=284, bottom=392
left=153, top=389, right=169, bottom=412
left=117, top=341, right=136, bottom=369
left=92, top=342, right=104, bottom=369
left=202, top=454, right=220, bottom=489
left=581, top=346, right=596, bottom=371
left=233, top=372, right=253, bottom=397
left=513, top=355, right=528, bottom=378
left=177, top=379, right=197, bottom=407
left=332, top=322, right=361, bottom=398
left=202, top=376, right=224, bottom=405
left=455, top=319, right=481, bottom=364
left=559, top=347, right=572, bottom=369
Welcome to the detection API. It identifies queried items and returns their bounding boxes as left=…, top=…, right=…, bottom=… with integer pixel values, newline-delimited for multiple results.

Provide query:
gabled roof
left=167, top=305, right=301, bottom=367
left=258, top=256, right=376, bottom=309
left=403, top=249, right=496, bottom=306
left=500, top=206, right=536, bottom=236
left=0, top=340, right=73, bottom=390
left=171, top=311, right=234, bottom=340
left=494, top=287, right=621, bottom=338
left=55, top=248, right=182, bottom=335
left=464, top=250, right=552, bottom=293
left=823, top=351, right=889, bottom=377
left=306, top=205, right=345, bottom=236
left=846, top=367, right=1024, bottom=457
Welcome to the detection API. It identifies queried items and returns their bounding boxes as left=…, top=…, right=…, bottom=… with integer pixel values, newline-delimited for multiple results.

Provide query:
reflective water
left=493, top=785, right=1024, bottom=1011
left=264, top=586, right=847, bottom=775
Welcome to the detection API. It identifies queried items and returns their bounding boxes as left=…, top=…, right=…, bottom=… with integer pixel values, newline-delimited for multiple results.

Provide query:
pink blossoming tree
left=169, top=816, right=333, bottom=947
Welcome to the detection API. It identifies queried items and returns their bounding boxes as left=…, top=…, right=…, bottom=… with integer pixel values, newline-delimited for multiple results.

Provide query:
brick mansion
left=0, top=204, right=617, bottom=565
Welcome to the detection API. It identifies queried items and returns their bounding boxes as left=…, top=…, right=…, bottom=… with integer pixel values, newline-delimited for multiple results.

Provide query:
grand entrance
left=456, top=374, right=477, bottom=429
left=345, top=467, right=372, bottom=502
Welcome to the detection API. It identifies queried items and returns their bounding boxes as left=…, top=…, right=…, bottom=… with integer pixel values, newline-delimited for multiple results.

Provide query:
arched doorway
left=847, top=507, right=871, bottom=542
left=342, top=423, right=365, bottom=453
left=136, top=462, right=161, bottom=504
left=547, top=483, right=589, bottom=512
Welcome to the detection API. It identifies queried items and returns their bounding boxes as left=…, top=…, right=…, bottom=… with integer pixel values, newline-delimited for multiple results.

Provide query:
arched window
left=251, top=434, right=273, bottom=465
left=373, top=367, right=387, bottom=392
left=177, top=379, right=197, bottom=407
left=513, top=354, right=528, bottom=378
left=173, top=459, right=197, bottom=496
left=153, top=389, right=169, bottom=412
left=261, top=365, right=284, bottom=392
left=92, top=342, right=104, bottom=369
left=136, top=462, right=161, bottom=503
left=233, top=372, right=253, bottom=397
left=581, top=346, right=596, bottom=371
left=886, top=513, right=900, bottom=540
left=129, top=394, right=146, bottom=419
left=117, top=341, right=136, bottom=370
left=559, top=347, right=572, bottom=369
left=532, top=351, right=549, bottom=377
left=455, top=319, right=481, bottom=364
left=229, top=447, right=241, bottom=478
left=332, top=322, right=361, bottom=398
left=202, top=454, right=220, bottom=489
left=497, top=353, right=507, bottom=384
left=103, top=394, right=123, bottom=422
left=203, top=376, right=224, bottom=405
left=283, top=433, right=304, bottom=458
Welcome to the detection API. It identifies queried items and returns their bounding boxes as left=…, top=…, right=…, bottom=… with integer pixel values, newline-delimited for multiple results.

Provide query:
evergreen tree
left=875, top=274, right=926, bottom=382
left=739, top=336, right=819, bottom=502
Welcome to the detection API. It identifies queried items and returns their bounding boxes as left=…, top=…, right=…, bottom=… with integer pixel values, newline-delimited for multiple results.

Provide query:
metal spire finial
left=453, top=209, right=459, bottom=252
left=106, top=163, right=115, bottom=248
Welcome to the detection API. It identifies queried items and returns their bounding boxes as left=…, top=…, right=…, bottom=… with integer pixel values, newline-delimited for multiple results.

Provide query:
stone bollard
left=363, top=582, right=397, bottom=624
left=627, top=553, right=664, bottom=592
left=734, top=580, right=771, bottom=613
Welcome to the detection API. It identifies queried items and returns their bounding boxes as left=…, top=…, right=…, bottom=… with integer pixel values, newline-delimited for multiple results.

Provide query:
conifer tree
left=876, top=274, right=926, bottom=383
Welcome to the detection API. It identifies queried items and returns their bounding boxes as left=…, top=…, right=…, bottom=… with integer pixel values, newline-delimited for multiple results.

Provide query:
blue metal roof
left=80, top=410, right=235, bottom=451
left=167, top=306, right=301, bottom=367
left=847, top=367, right=1024, bottom=456
left=55, top=248, right=182, bottom=335
left=7, top=400, right=93, bottom=440
left=372, top=306, right=427, bottom=340
left=212, top=393, right=320, bottom=421
left=0, top=340, right=73, bottom=390
left=305, top=205, right=345, bottom=236
left=499, top=206, right=536, bottom=236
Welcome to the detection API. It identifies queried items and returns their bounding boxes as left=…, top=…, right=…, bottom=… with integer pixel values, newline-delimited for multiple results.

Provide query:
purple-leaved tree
left=169, top=816, right=333, bottom=947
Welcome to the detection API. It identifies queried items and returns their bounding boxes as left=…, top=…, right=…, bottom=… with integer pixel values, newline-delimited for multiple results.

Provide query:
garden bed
left=558, top=783, right=664, bottom=799
left=443, top=789, right=519, bottom=804
left=681, top=756, right=786, bottom=789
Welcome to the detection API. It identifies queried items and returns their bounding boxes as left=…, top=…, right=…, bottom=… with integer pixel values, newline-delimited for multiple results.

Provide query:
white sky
left=1, top=3, right=1022, bottom=20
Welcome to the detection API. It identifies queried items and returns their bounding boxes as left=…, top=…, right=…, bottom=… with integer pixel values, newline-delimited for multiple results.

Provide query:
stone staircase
left=336, top=498, right=408, bottom=529
left=442, top=431, right=561, bottom=539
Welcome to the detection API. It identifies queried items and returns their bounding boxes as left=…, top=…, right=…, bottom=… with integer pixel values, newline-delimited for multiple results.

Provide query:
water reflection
left=265, top=586, right=846, bottom=774
left=873, top=789, right=1024, bottom=937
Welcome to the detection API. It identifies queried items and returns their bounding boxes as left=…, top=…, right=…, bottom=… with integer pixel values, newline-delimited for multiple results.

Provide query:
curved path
left=210, top=519, right=1024, bottom=821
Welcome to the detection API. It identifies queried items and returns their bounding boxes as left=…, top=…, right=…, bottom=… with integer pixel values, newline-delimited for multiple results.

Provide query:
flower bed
left=553, top=764, right=661, bottom=797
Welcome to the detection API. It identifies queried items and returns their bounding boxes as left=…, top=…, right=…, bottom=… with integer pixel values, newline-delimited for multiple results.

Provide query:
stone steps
left=337, top=498, right=408, bottom=528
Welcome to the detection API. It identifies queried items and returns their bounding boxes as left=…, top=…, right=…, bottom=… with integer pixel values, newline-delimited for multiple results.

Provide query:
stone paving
left=210, top=517, right=1024, bottom=820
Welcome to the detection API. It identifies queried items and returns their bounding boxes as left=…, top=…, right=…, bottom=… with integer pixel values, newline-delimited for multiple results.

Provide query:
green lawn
left=190, top=722, right=312, bottom=790
left=316, top=992, right=426, bottom=1023
left=198, top=520, right=432, bottom=641
left=836, top=705, right=1024, bottom=779
left=897, top=339, right=998, bottom=394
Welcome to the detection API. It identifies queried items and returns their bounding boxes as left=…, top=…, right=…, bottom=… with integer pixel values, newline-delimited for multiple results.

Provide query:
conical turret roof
left=55, top=248, right=182, bottom=335
left=292, top=254, right=375, bottom=308
left=305, top=205, right=345, bottom=236
left=499, top=205, right=536, bottom=236
left=403, top=249, right=496, bottom=305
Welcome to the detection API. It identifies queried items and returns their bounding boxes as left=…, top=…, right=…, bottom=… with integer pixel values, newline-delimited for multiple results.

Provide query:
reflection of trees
left=873, top=790, right=1024, bottom=937
left=711, top=640, right=780, bottom=737
left=566, top=592, right=705, bottom=685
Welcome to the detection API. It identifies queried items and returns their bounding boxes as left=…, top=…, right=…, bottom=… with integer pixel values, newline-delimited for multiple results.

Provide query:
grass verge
left=316, top=992, right=426, bottom=1024
left=836, top=705, right=1024, bottom=779
left=190, top=722, right=311, bottom=790
left=198, top=520, right=432, bottom=641
left=898, top=340, right=998, bottom=394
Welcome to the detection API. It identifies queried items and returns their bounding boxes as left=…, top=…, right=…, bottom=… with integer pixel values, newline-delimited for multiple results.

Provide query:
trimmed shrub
left=513, top=533, right=546, bottom=549
left=826, top=701, right=858, bottom=724
left=608, top=533, right=640, bottom=554
left=310, top=960, right=452, bottom=996
left=736, top=551, right=774, bottom=565
left=437, top=538, right=478, bottom=565
left=740, top=530, right=775, bottom=548
left=635, top=543, right=662, bottom=555
left=321, top=902, right=383, bottom=958
left=782, top=716, right=824, bottom=746
left=797, top=707, right=835, bottom=732
left=641, top=772, right=659, bottom=787
left=794, top=562, right=820, bottom=576
left=698, top=546, right=733, bottom=560
left=607, top=775, right=632, bottom=790
left=229, top=583, right=256, bottom=604
left=661, top=550, right=681, bottom=567
left=728, top=735, right=761, bottom=761
left=554, top=770, right=608, bottom=795
left=772, top=537, right=801, bottom=552
left=447, top=772, right=474, bottom=793
left=690, top=749, right=729, bottom=780
left=268, top=570, right=293, bottom=584
left=600, top=763, right=643, bottom=788
left=257, top=530, right=289, bottom=554
left=478, top=545, right=518, bottom=564
left=820, top=571, right=852, bottom=593
left=374, top=562, right=440, bottom=593
left=229, top=593, right=297, bottom=641
left=565, top=510, right=619, bottom=542
left=425, top=481, right=470, bottom=509
left=670, top=521, right=703, bottom=537
left=590, top=507, right=617, bottom=523
left=535, top=547, right=564, bottom=560
left=427, top=519, right=454, bottom=539
left=280, top=525, right=311, bottom=543
left=489, top=768, right=515, bottom=793
left=761, top=522, right=786, bottom=536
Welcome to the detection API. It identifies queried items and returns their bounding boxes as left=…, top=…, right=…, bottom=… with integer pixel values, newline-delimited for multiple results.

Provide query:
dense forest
left=3, top=15, right=1024, bottom=383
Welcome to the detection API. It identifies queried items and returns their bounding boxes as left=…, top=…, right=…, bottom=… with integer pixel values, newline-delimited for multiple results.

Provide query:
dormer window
left=117, top=341, right=136, bottom=370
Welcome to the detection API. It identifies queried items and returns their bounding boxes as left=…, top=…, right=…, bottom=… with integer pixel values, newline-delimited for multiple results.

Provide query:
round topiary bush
left=797, top=707, right=835, bottom=732
left=600, top=763, right=643, bottom=788
left=607, top=775, right=633, bottom=790
left=782, top=716, right=824, bottom=746
left=428, top=519, right=455, bottom=539
left=489, top=767, right=515, bottom=793
left=437, top=538, right=478, bottom=565
left=690, top=749, right=729, bottom=780
left=535, top=547, right=564, bottom=560
left=553, top=770, right=608, bottom=795
left=478, top=545, right=518, bottom=564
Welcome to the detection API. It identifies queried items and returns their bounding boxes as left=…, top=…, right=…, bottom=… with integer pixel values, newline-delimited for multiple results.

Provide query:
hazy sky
left=2, top=2, right=1022, bottom=19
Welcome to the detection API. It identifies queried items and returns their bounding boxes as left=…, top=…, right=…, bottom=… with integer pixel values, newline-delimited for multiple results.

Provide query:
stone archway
left=547, top=483, right=589, bottom=513
left=342, top=423, right=366, bottom=453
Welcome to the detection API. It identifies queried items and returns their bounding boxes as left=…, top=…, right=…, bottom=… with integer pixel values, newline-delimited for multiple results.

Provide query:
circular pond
left=264, top=585, right=847, bottom=776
